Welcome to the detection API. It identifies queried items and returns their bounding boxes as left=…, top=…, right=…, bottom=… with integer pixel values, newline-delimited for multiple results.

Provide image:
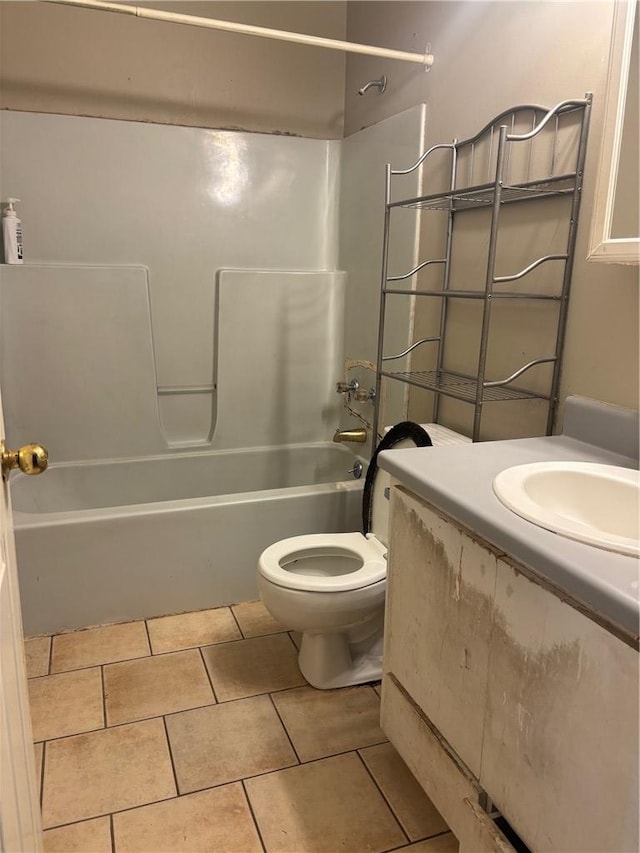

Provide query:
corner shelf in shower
left=372, top=95, right=592, bottom=443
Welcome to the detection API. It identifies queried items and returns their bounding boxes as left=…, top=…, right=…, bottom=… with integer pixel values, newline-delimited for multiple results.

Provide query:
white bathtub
left=12, top=443, right=363, bottom=636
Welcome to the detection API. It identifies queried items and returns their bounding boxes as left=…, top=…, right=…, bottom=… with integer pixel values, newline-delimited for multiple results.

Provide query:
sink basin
left=493, top=462, right=640, bottom=557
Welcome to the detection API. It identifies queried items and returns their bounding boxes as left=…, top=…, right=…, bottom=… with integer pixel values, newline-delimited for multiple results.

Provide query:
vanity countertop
left=378, top=398, right=639, bottom=640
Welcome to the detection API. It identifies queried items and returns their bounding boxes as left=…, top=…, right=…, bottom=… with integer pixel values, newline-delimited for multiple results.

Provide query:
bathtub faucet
left=333, top=428, right=367, bottom=444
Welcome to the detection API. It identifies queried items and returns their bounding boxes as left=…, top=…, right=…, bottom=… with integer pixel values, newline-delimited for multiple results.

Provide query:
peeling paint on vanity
left=385, top=487, right=498, bottom=779
left=481, top=559, right=639, bottom=853
left=384, top=484, right=639, bottom=853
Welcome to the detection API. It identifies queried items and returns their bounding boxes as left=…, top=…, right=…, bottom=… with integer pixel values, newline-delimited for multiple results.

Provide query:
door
left=0, top=379, right=43, bottom=852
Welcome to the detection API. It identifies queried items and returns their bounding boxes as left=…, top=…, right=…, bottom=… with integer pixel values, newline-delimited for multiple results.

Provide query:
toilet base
left=297, top=626, right=383, bottom=690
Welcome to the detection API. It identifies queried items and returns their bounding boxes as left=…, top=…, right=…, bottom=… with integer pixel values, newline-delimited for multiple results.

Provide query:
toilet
left=257, top=422, right=432, bottom=690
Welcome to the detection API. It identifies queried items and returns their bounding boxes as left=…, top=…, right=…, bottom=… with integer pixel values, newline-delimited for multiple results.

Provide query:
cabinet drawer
left=458, top=800, right=517, bottom=853
left=384, top=486, right=500, bottom=777
left=381, top=673, right=478, bottom=845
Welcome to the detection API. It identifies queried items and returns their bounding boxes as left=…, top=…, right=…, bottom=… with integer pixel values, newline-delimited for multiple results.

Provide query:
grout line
left=100, top=665, right=108, bottom=728
left=267, top=693, right=301, bottom=765
left=287, top=630, right=301, bottom=650
left=240, top=780, right=267, bottom=853
left=46, top=609, right=208, bottom=640
left=34, top=713, right=180, bottom=745
left=32, top=684, right=386, bottom=745
left=39, top=741, right=46, bottom=810
left=354, top=749, right=410, bottom=845
left=284, top=631, right=299, bottom=653
left=36, top=723, right=106, bottom=745
left=34, top=688, right=295, bottom=745
left=44, top=611, right=290, bottom=676
left=121, top=764, right=299, bottom=803
left=162, top=715, right=181, bottom=798
left=109, top=813, right=115, bottom=853
left=44, top=637, right=256, bottom=677
left=212, top=680, right=308, bottom=705
left=198, top=646, right=219, bottom=704
left=44, top=744, right=408, bottom=835
left=233, top=744, right=389, bottom=782
left=142, top=617, right=153, bottom=656
left=228, top=605, right=245, bottom=639
left=423, top=829, right=455, bottom=842
left=383, top=831, right=456, bottom=852
left=48, top=654, right=151, bottom=677
left=200, top=630, right=296, bottom=653
left=47, top=635, right=54, bottom=676
left=41, top=794, right=176, bottom=833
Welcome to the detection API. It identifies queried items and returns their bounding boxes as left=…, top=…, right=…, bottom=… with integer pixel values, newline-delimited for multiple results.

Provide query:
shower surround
left=0, top=107, right=425, bottom=634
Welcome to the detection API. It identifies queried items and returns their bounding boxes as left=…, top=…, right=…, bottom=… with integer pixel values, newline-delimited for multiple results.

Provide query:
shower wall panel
left=215, top=270, right=345, bottom=450
left=338, top=104, right=427, bottom=436
left=0, top=265, right=167, bottom=462
left=0, top=110, right=341, bottom=450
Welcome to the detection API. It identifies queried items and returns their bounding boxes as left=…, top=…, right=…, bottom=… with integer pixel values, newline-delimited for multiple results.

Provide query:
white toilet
left=257, top=422, right=432, bottom=689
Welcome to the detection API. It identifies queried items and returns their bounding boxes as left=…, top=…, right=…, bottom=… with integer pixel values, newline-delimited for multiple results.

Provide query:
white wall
left=0, top=110, right=344, bottom=459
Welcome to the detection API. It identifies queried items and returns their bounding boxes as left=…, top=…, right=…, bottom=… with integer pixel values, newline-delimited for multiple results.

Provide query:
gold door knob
left=1, top=441, right=49, bottom=480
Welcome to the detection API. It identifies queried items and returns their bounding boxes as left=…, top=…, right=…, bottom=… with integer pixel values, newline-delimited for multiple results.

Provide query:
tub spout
left=333, top=428, right=367, bottom=443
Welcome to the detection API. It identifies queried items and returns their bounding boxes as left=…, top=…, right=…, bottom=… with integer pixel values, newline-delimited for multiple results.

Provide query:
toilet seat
left=258, top=532, right=387, bottom=593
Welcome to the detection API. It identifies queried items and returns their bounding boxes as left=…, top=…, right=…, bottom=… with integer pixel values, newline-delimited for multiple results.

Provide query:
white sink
left=493, top=462, right=640, bottom=557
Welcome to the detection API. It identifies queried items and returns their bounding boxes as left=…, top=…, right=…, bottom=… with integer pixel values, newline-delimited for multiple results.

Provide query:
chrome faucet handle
left=353, top=386, right=376, bottom=403
left=336, top=379, right=360, bottom=396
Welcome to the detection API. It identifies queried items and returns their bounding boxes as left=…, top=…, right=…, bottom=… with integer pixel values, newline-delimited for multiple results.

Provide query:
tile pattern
left=360, top=742, right=449, bottom=841
left=104, top=649, right=214, bottom=725
left=43, top=816, right=112, bottom=853
left=24, top=635, right=51, bottom=678
left=232, top=599, right=289, bottom=637
left=51, top=621, right=150, bottom=673
left=272, top=684, right=386, bottom=762
left=201, top=632, right=306, bottom=701
left=42, top=718, right=176, bottom=828
left=29, top=667, right=104, bottom=742
left=27, top=603, right=457, bottom=852
left=112, top=784, right=262, bottom=852
left=147, top=607, right=240, bottom=653
left=165, top=695, right=297, bottom=793
left=244, top=752, right=407, bottom=853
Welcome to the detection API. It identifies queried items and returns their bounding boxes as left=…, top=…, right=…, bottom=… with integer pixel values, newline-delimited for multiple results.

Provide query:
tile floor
left=25, top=600, right=458, bottom=853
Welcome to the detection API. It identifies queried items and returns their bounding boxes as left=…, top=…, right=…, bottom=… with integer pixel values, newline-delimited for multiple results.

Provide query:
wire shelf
left=383, top=287, right=562, bottom=300
left=373, top=96, right=591, bottom=441
left=380, top=369, right=550, bottom=403
left=390, top=174, right=577, bottom=212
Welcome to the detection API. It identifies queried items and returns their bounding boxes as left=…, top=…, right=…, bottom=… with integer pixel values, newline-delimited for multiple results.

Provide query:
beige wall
left=344, top=1, right=639, bottom=435
left=0, top=1, right=346, bottom=138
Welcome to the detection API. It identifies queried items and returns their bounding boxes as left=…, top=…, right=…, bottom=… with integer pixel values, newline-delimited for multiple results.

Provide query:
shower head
left=357, top=75, right=387, bottom=96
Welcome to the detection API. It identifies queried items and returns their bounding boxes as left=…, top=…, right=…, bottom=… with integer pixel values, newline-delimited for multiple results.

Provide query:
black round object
left=362, top=421, right=433, bottom=535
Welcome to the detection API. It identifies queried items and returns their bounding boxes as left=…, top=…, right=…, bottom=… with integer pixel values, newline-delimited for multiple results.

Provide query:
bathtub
left=12, top=443, right=364, bottom=636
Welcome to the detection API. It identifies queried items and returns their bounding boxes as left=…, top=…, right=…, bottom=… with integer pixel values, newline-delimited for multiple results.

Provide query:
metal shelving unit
left=372, top=95, right=592, bottom=443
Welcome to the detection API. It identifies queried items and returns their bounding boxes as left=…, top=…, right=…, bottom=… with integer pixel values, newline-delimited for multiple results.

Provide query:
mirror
left=589, top=0, right=639, bottom=264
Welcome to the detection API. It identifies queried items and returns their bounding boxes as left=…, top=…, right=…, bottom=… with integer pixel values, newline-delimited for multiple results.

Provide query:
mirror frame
left=588, top=0, right=639, bottom=264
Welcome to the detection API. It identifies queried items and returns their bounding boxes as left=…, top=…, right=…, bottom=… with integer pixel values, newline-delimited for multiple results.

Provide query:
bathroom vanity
left=378, top=398, right=639, bottom=853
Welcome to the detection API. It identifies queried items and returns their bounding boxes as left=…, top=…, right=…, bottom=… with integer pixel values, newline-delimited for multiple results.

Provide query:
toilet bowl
left=257, top=422, right=432, bottom=689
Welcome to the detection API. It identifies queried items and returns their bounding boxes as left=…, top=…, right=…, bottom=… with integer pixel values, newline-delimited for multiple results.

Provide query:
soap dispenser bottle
left=2, top=198, right=23, bottom=264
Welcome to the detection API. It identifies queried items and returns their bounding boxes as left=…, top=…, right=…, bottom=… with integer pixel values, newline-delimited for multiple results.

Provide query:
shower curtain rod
left=43, top=0, right=434, bottom=69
